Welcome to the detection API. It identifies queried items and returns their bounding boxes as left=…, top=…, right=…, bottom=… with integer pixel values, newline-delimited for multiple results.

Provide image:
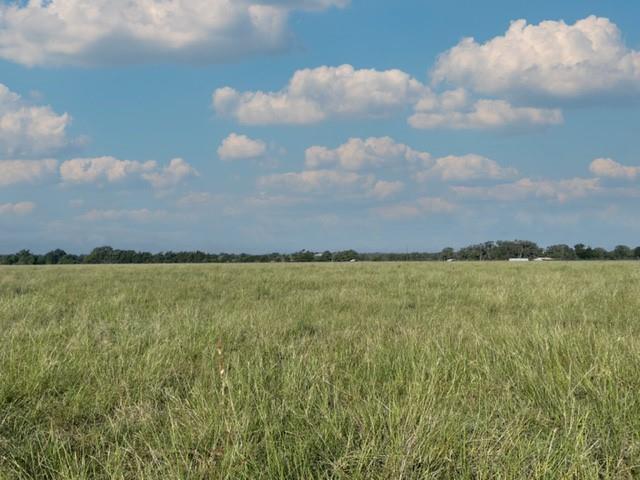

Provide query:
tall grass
left=1, top=262, right=640, bottom=478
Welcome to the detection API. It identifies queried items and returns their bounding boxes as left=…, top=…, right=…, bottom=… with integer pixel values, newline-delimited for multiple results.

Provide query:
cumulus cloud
left=259, top=138, right=411, bottom=200
left=214, top=63, right=566, bottom=130
left=305, top=136, right=431, bottom=170
left=262, top=0, right=349, bottom=9
left=218, top=133, right=267, bottom=161
left=0, top=159, right=58, bottom=186
left=60, top=156, right=197, bottom=188
left=409, top=95, right=563, bottom=130
left=79, top=208, right=168, bottom=222
left=258, top=168, right=404, bottom=201
left=302, top=137, right=519, bottom=184
left=213, top=64, right=426, bottom=124
left=292, top=136, right=519, bottom=201
left=0, top=0, right=347, bottom=67
left=0, top=84, right=71, bottom=157
left=374, top=197, right=456, bottom=219
left=141, top=158, right=199, bottom=189
left=60, top=156, right=157, bottom=184
left=590, top=158, right=640, bottom=180
left=415, top=154, right=518, bottom=182
left=432, top=16, right=640, bottom=101
left=0, top=201, right=36, bottom=216
left=370, top=180, right=404, bottom=199
left=258, top=169, right=373, bottom=193
left=453, top=177, right=601, bottom=203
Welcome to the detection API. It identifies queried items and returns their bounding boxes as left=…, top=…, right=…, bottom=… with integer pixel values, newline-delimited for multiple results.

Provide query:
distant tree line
left=0, top=247, right=362, bottom=265
left=2, top=241, right=640, bottom=265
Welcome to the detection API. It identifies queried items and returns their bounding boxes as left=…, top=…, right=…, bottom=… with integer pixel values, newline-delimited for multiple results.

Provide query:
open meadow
left=2, top=262, right=640, bottom=479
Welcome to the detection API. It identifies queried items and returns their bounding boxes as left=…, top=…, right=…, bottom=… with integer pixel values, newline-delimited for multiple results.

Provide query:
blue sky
left=1, top=0, right=639, bottom=253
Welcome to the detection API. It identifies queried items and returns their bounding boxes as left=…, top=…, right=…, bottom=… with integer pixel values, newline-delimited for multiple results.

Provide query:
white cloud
left=0, top=0, right=347, bottom=67
left=305, top=136, right=431, bottom=170
left=590, top=158, right=640, bottom=180
left=263, top=0, right=349, bottom=9
left=370, top=180, right=404, bottom=199
left=213, top=64, right=426, bottom=124
left=0, top=84, right=71, bottom=157
left=259, top=168, right=407, bottom=200
left=218, top=133, right=267, bottom=161
left=302, top=137, right=518, bottom=187
left=415, top=154, right=518, bottom=182
left=0, top=159, right=58, bottom=187
left=258, top=169, right=373, bottom=192
left=0, top=201, right=36, bottom=216
left=60, top=156, right=157, bottom=183
left=374, top=197, right=456, bottom=219
left=432, top=16, right=640, bottom=101
left=60, top=156, right=197, bottom=188
left=282, top=137, right=518, bottom=201
left=414, top=88, right=470, bottom=112
left=213, top=86, right=324, bottom=125
left=78, top=208, right=168, bottom=222
left=453, top=177, right=601, bottom=203
left=409, top=96, right=563, bottom=130
left=141, top=158, right=198, bottom=189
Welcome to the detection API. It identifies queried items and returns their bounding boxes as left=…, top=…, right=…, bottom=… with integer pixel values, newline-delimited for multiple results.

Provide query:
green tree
left=43, top=249, right=67, bottom=264
left=15, top=250, right=36, bottom=265
left=333, top=250, right=359, bottom=262
left=612, top=245, right=633, bottom=260
left=544, top=244, right=576, bottom=260
left=85, top=246, right=115, bottom=264
left=574, top=244, right=594, bottom=260
left=592, top=248, right=608, bottom=260
left=291, top=250, right=315, bottom=262
left=440, top=247, right=455, bottom=260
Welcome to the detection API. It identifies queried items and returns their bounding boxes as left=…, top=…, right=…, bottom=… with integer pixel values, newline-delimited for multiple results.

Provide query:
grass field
left=2, top=262, right=640, bottom=479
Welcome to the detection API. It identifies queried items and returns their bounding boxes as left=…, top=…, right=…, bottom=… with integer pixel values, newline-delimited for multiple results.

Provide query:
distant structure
left=533, top=257, right=554, bottom=262
left=508, top=258, right=530, bottom=262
